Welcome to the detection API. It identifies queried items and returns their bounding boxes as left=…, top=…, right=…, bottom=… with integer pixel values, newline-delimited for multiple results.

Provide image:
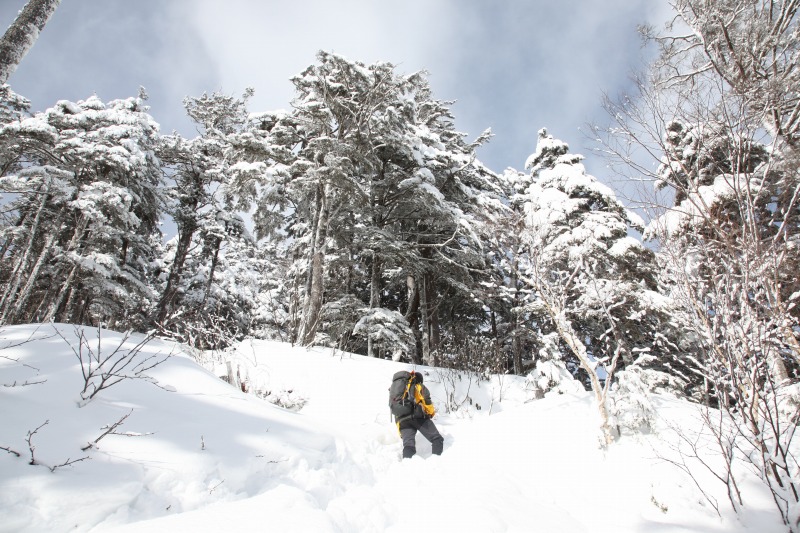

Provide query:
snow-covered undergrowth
left=0, top=324, right=786, bottom=532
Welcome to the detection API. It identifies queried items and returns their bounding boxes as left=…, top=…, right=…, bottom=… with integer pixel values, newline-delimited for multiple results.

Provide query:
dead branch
left=0, top=445, right=21, bottom=457
left=49, top=456, right=90, bottom=472
left=80, top=409, right=153, bottom=451
left=3, top=378, right=46, bottom=387
left=0, top=324, right=57, bottom=353
left=25, top=420, right=48, bottom=466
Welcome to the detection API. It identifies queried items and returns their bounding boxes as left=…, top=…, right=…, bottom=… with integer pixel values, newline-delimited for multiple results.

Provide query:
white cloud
left=179, top=0, right=673, bottom=175
left=182, top=0, right=460, bottom=114
left=2, top=0, right=674, bottom=179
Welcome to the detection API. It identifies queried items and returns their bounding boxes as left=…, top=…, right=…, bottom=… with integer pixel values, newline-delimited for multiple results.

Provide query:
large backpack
left=388, top=371, right=416, bottom=419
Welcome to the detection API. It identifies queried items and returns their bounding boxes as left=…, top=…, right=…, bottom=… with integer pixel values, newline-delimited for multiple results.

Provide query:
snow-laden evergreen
left=514, top=128, right=688, bottom=443
left=0, top=91, right=162, bottom=328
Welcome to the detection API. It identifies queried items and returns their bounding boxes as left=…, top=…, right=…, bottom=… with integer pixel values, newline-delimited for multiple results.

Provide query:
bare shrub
left=54, top=325, right=174, bottom=405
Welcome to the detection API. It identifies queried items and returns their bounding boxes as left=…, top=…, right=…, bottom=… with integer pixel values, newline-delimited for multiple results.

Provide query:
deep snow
left=0, top=324, right=787, bottom=532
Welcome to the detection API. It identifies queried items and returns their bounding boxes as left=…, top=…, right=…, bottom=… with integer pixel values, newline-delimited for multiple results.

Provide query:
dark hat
left=411, top=371, right=423, bottom=384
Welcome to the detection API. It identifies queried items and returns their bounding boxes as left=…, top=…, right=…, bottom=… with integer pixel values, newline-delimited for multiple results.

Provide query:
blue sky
left=1, top=0, right=671, bottom=184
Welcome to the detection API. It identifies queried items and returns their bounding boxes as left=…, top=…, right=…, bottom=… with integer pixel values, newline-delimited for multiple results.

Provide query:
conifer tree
left=0, top=93, right=162, bottom=327
left=520, top=128, right=672, bottom=444
left=225, top=52, right=504, bottom=362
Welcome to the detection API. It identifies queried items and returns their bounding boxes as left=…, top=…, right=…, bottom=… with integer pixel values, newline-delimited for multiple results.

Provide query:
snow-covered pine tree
left=155, top=91, right=252, bottom=326
left=484, top=167, right=540, bottom=375
left=154, top=90, right=267, bottom=349
left=0, top=92, right=162, bottom=328
left=179, top=211, right=260, bottom=349
left=520, top=128, right=677, bottom=444
left=407, top=91, right=506, bottom=368
left=225, top=52, right=505, bottom=363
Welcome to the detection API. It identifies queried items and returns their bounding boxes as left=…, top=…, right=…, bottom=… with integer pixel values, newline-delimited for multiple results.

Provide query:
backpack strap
left=403, top=375, right=413, bottom=401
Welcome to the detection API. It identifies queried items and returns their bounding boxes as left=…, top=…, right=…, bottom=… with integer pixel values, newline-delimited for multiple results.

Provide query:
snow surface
left=0, top=324, right=787, bottom=532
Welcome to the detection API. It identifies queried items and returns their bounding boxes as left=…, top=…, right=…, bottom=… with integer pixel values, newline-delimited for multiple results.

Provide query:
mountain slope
left=0, top=324, right=784, bottom=532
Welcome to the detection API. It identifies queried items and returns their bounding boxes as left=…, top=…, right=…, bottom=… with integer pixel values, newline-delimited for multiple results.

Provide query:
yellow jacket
left=412, top=383, right=436, bottom=418
left=394, top=377, right=435, bottom=432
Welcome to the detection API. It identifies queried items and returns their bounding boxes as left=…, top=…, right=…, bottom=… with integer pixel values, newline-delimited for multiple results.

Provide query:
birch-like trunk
left=0, top=0, right=61, bottom=84
left=527, top=263, right=616, bottom=446
left=551, top=311, right=614, bottom=447
left=299, top=182, right=329, bottom=346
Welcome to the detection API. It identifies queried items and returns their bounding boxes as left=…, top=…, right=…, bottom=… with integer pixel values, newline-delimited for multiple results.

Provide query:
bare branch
left=49, top=456, right=89, bottom=472
left=0, top=445, right=21, bottom=457
left=25, top=420, right=48, bottom=466
left=80, top=409, right=153, bottom=451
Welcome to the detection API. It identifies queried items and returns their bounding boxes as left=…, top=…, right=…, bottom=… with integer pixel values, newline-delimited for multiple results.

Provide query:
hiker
left=389, top=370, right=444, bottom=459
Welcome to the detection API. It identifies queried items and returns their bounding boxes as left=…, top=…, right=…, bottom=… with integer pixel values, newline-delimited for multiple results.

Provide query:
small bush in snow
left=527, top=359, right=585, bottom=397
left=435, top=367, right=479, bottom=414
left=608, top=367, right=657, bottom=434
left=257, top=388, right=307, bottom=411
left=527, top=333, right=584, bottom=397
left=54, top=325, right=172, bottom=405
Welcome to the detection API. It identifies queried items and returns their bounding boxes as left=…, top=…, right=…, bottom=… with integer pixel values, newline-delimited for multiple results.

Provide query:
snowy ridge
left=0, top=324, right=784, bottom=532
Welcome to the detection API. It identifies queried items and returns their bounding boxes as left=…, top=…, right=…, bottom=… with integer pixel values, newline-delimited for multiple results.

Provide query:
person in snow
left=396, top=371, right=444, bottom=459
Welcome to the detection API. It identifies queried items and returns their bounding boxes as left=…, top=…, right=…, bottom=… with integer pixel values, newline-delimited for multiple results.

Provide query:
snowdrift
left=0, top=324, right=785, bottom=532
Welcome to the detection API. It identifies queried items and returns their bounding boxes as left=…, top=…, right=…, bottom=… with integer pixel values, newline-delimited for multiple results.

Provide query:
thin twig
left=0, top=445, right=21, bottom=457
left=49, top=456, right=90, bottom=472
left=26, top=420, right=48, bottom=465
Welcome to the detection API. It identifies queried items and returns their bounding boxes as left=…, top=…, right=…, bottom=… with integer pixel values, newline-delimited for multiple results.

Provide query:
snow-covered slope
left=0, top=324, right=785, bottom=532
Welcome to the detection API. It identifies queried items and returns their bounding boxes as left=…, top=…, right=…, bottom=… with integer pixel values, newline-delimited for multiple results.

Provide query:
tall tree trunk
left=156, top=216, right=198, bottom=323
left=44, top=262, right=76, bottom=322
left=0, top=208, right=29, bottom=261
left=405, top=274, right=422, bottom=364
left=367, top=250, right=381, bottom=357
left=425, top=270, right=440, bottom=366
left=420, top=272, right=431, bottom=365
left=69, top=289, right=90, bottom=325
left=8, top=205, right=66, bottom=323
left=419, top=269, right=440, bottom=367
left=511, top=260, right=523, bottom=375
left=288, top=248, right=304, bottom=344
left=299, top=182, right=329, bottom=346
left=202, top=237, right=222, bottom=305
left=0, top=179, right=50, bottom=322
left=0, top=0, right=61, bottom=85
left=42, top=216, right=89, bottom=322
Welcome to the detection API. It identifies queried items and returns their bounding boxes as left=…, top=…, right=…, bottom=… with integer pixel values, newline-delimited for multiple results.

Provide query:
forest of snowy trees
left=1, top=0, right=799, bottom=527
